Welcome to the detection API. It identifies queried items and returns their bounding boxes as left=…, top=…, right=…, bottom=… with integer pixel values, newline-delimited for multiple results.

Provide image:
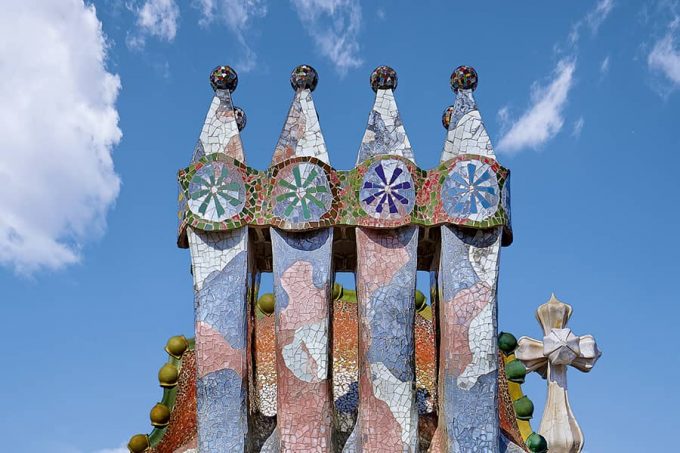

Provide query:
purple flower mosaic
left=188, top=160, right=246, bottom=222
left=360, top=159, right=415, bottom=220
left=272, top=162, right=332, bottom=223
left=442, top=160, right=499, bottom=222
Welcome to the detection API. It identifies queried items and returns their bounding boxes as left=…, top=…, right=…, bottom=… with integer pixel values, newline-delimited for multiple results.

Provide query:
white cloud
left=498, top=1, right=614, bottom=154
left=0, top=0, right=121, bottom=273
left=140, top=0, right=180, bottom=40
left=290, top=0, right=363, bottom=75
left=376, top=7, right=386, bottom=21
left=600, top=55, right=610, bottom=75
left=586, top=0, right=614, bottom=33
left=127, top=0, right=180, bottom=49
left=93, top=447, right=128, bottom=453
left=193, top=0, right=268, bottom=72
left=572, top=116, right=585, bottom=138
left=569, top=0, right=615, bottom=45
left=648, top=19, right=680, bottom=87
left=497, top=59, right=576, bottom=154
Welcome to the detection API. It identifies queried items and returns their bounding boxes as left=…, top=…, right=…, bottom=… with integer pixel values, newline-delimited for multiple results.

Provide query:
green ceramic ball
left=505, top=359, right=527, bottom=384
left=513, top=395, right=535, bottom=421
left=127, top=434, right=149, bottom=452
left=158, top=363, right=179, bottom=388
left=526, top=432, right=548, bottom=453
left=415, top=290, right=427, bottom=312
left=498, top=332, right=518, bottom=354
left=150, top=403, right=171, bottom=427
left=165, top=335, right=188, bottom=358
left=258, top=293, right=275, bottom=315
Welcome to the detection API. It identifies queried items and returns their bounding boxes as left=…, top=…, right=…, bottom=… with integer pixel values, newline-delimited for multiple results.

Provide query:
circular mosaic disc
left=273, top=162, right=332, bottom=223
left=442, top=160, right=499, bottom=222
left=360, top=159, right=415, bottom=220
left=188, top=161, right=246, bottom=222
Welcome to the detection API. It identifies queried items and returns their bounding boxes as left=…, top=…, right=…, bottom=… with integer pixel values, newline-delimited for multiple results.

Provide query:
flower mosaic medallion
left=442, top=160, right=499, bottom=222
left=272, top=162, right=332, bottom=223
left=187, top=160, right=246, bottom=222
left=360, top=159, right=415, bottom=220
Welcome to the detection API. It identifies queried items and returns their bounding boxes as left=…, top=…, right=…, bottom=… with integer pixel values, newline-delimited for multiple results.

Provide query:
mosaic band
left=177, top=153, right=512, bottom=245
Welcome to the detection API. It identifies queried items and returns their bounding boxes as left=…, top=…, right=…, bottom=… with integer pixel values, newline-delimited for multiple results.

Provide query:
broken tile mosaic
left=164, top=64, right=551, bottom=453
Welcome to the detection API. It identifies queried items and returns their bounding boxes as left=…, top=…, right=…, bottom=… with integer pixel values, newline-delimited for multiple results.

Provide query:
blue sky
left=1, top=0, right=679, bottom=451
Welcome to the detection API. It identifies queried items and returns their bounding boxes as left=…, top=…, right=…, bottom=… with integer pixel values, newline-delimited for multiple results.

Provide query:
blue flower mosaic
left=188, top=161, right=245, bottom=222
left=360, top=159, right=415, bottom=220
left=273, top=162, right=332, bottom=223
left=442, top=161, right=499, bottom=221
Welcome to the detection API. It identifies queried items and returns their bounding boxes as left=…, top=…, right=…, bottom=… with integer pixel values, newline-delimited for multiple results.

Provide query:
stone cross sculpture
left=515, top=294, right=602, bottom=453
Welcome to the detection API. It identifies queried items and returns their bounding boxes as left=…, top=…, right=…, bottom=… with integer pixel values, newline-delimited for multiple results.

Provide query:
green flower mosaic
left=272, top=162, right=332, bottom=222
left=188, top=161, right=245, bottom=222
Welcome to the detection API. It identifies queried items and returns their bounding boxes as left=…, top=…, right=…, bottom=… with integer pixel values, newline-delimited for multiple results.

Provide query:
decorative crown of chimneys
left=177, top=64, right=512, bottom=248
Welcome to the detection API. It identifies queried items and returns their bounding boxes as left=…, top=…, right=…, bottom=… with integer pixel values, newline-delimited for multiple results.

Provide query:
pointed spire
left=440, top=65, right=495, bottom=161
left=357, top=66, right=414, bottom=165
left=192, top=65, right=246, bottom=163
left=271, top=64, right=329, bottom=165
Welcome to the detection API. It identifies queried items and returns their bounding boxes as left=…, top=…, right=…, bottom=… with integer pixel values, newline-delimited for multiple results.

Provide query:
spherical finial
left=513, top=395, right=535, bottom=421
left=450, top=65, right=478, bottom=92
left=210, top=65, right=238, bottom=92
left=415, top=290, right=427, bottom=312
left=526, top=433, right=548, bottom=453
left=257, top=293, right=275, bottom=315
left=290, top=64, right=319, bottom=91
left=498, top=332, right=518, bottom=354
left=442, top=105, right=455, bottom=129
left=158, top=363, right=179, bottom=388
left=505, top=359, right=527, bottom=383
left=370, top=65, right=398, bottom=92
left=127, top=434, right=150, bottom=453
left=149, top=403, right=171, bottom=428
left=165, top=335, right=189, bottom=358
left=234, top=106, right=247, bottom=131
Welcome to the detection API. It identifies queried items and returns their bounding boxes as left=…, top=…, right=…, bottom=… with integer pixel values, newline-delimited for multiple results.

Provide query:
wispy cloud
left=127, top=0, right=180, bottom=49
left=569, top=0, right=615, bottom=45
left=600, top=55, right=610, bottom=75
left=290, top=0, right=363, bottom=75
left=572, top=116, right=585, bottom=138
left=93, top=447, right=128, bottom=453
left=193, top=0, right=268, bottom=72
left=0, top=1, right=121, bottom=274
left=648, top=18, right=680, bottom=87
left=498, top=60, right=576, bottom=153
left=586, top=0, right=615, bottom=33
left=498, top=1, right=614, bottom=154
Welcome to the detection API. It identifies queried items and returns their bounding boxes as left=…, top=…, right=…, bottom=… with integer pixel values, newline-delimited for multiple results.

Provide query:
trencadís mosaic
left=177, top=153, right=511, bottom=246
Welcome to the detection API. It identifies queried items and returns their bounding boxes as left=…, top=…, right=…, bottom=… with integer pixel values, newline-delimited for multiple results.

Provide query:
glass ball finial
left=442, top=105, right=455, bottom=129
left=290, top=64, right=319, bottom=91
left=370, top=65, right=398, bottom=92
left=210, top=65, right=238, bottom=92
left=233, top=106, right=247, bottom=131
left=450, top=65, right=478, bottom=92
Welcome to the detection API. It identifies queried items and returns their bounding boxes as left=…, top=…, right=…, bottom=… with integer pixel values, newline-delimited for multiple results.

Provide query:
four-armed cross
left=515, top=294, right=602, bottom=453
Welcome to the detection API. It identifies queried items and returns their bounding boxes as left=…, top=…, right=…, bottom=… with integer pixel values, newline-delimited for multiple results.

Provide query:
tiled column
left=188, top=228, right=250, bottom=451
left=348, top=66, right=420, bottom=452
left=431, top=66, right=504, bottom=452
left=271, top=228, right=334, bottom=451
left=436, top=226, right=502, bottom=451
left=182, top=66, right=251, bottom=452
left=264, top=65, right=334, bottom=452
left=355, top=226, right=419, bottom=451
